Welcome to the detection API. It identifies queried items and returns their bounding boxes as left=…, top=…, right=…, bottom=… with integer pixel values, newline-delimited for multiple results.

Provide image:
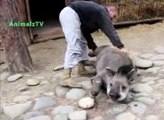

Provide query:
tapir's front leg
left=90, top=75, right=102, bottom=97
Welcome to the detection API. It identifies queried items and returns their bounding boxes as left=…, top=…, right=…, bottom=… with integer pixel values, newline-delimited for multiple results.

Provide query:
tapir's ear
left=105, top=67, right=115, bottom=75
left=127, top=67, right=137, bottom=80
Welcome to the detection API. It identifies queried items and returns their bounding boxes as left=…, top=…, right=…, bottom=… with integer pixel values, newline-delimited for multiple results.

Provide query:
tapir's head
left=105, top=66, right=136, bottom=102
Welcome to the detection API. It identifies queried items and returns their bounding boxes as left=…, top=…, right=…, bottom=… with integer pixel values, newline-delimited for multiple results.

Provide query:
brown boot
left=59, top=68, right=71, bottom=86
left=59, top=68, right=82, bottom=88
left=72, top=62, right=92, bottom=77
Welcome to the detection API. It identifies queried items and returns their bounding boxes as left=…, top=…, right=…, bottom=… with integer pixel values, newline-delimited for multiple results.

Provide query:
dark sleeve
left=98, top=11, right=124, bottom=49
left=82, top=30, right=97, bottom=51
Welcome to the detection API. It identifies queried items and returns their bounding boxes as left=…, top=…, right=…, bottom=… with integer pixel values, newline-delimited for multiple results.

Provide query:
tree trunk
left=0, top=0, right=34, bottom=73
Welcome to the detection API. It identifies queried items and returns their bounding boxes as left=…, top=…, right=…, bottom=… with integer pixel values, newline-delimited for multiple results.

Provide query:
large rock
left=51, top=105, right=75, bottom=115
left=132, top=56, right=153, bottom=68
left=55, top=86, right=70, bottom=98
left=0, top=72, right=10, bottom=81
left=146, top=115, right=159, bottom=120
left=3, top=101, right=32, bottom=119
left=66, top=88, right=86, bottom=100
left=53, top=114, right=68, bottom=120
left=33, top=97, right=56, bottom=111
left=22, top=111, right=44, bottom=120
left=78, top=97, right=95, bottom=109
left=106, top=104, right=127, bottom=115
left=150, top=54, right=164, bottom=61
left=68, top=110, right=87, bottom=120
left=26, top=79, right=40, bottom=86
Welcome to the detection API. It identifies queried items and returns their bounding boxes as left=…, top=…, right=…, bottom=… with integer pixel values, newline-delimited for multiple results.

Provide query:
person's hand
left=120, top=47, right=129, bottom=55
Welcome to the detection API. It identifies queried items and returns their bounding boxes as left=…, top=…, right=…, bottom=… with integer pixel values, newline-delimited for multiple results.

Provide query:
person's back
left=69, top=1, right=109, bottom=33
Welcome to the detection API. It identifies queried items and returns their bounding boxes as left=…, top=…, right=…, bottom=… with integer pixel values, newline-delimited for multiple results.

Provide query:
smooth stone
left=68, top=110, right=87, bottom=120
left=3, top=101, right=32, bottom=119
left=7, top=74, right=23, bottom=82
left=28, top=115, right=51, bottom=120
left=132, top=56, right=153, bottom=68
left=106, top=104, right=127, bottom=115
left=116, top=112, right=136, bottom=120
left=22, top=111, right=44, bottom=120
left=0, top=71, right=10, bottom=80
left=53, top=64, right=64, bottom=71
left=150, top=54, right=164, bottom=61
left=18, top=85, right=29, bottom=92
left=78, top=97, right=95, bottom=109
left=136, top=97, right=155, bottom=105
left=132, top=83, right=153, bottom=93
left=40, top=81, right=49, bottom=85
left=55, top=86, right=70, bottom=98
left=66, top=88, right=86, bottom=100
left=51, top=105, right=75, bottom=115
left=53, top=114, right=68, bottom=120
left=146, top=115, right=159, bottom=120
left=145, top=67, right=161, bottom=74
left=14, top=95, right=31, bottom=103
left=140, top=77, right=158, bottom=83
left=139, top=53, right=154, bottom=59
left=26, top=79, right=40, bottom=86
left=154, top=61, right=164, bottom=66
left=129, top=101, right=147, bottom=115
left=91, top=116, right=104, bottom=120
left=43, top=92, right=54, bottom=96
left=33, top=96, right=56, bottom=111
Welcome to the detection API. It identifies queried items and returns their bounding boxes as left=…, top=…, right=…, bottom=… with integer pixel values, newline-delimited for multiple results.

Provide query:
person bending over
left=59, top=1, right=128, bottom=86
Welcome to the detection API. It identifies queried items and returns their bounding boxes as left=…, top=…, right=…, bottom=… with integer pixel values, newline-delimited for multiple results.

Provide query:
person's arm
left=82, top=30, right=97, bottom=51
left=98, top=11, right=124, bottom=49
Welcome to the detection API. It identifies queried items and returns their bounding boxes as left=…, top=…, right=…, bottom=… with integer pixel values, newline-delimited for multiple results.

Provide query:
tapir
left=89, top=45, right=137, bottom=103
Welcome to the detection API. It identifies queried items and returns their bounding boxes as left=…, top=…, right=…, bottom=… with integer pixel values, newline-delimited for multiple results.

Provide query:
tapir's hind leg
left=90, top=75, right=102, bottom=97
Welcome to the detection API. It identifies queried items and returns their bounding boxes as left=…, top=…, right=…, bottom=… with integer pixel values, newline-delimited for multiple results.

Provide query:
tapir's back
left=95, top=46, right=133, bottom=73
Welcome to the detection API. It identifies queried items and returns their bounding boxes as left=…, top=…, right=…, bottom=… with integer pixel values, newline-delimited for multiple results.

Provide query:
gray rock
left=0, top=71, right=10, bottom=80
left=116, top=112, right=136, bottom=120
left=132, top=56, right=153, bottom=68
left=129, top=101, right=147, bottom=115
left=53, top=114, right=68, bottom=120
left=55, top=86, right=70, bottom=98
left=139, top=53, right=154, bottom=59
left=7, top=74, right=23, bottom=82
left=91, top=116, right=104, bottom=120
left=140, top=77, right=158, bottom=83
left=150, top=54, right=164, bottom=61
left=145, top=67, right=161, bottom=74
left=3, top=101, right=32, bottom=119
left=66, top=88, right=86, bottom=100
left=26, top=79, right=40, bottom=86
left=18, top=85, right=29, bottom=92
left=146, top=115, right=159, bottom=120
left=68, top=110, right=87, bottom=120
left=136, top=97, right=155, bottom=105
left=132, top=83, right=153, bottom=93
left=28, top=115, right=51, bottom=120
left=154, top=61, right=164, bottom=66
left=33, top=96, right=56, bottom=111
left=43, top=92, right=54, bottom=96
left=78, top=97, right=95, bottom=109
left=51, top=105, right=75, bottom=115
left=106, top=104, right=127, bottom=115
left=22, top=111, right=44, bottom=120
left=14, top=95, right=31, bottom=103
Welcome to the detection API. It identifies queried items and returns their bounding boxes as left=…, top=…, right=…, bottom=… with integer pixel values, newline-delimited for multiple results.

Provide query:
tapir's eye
left=110, top=83, right=113, bottom=87
left=122, top=86, right=127, bottom=90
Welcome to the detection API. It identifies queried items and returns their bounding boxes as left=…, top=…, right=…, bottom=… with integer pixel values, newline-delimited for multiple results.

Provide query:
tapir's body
left=90, top=45, right=136, bottom=103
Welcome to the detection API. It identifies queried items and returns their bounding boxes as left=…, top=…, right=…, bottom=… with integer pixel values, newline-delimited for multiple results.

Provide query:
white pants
left=59, top=7, right=88, bottom=69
